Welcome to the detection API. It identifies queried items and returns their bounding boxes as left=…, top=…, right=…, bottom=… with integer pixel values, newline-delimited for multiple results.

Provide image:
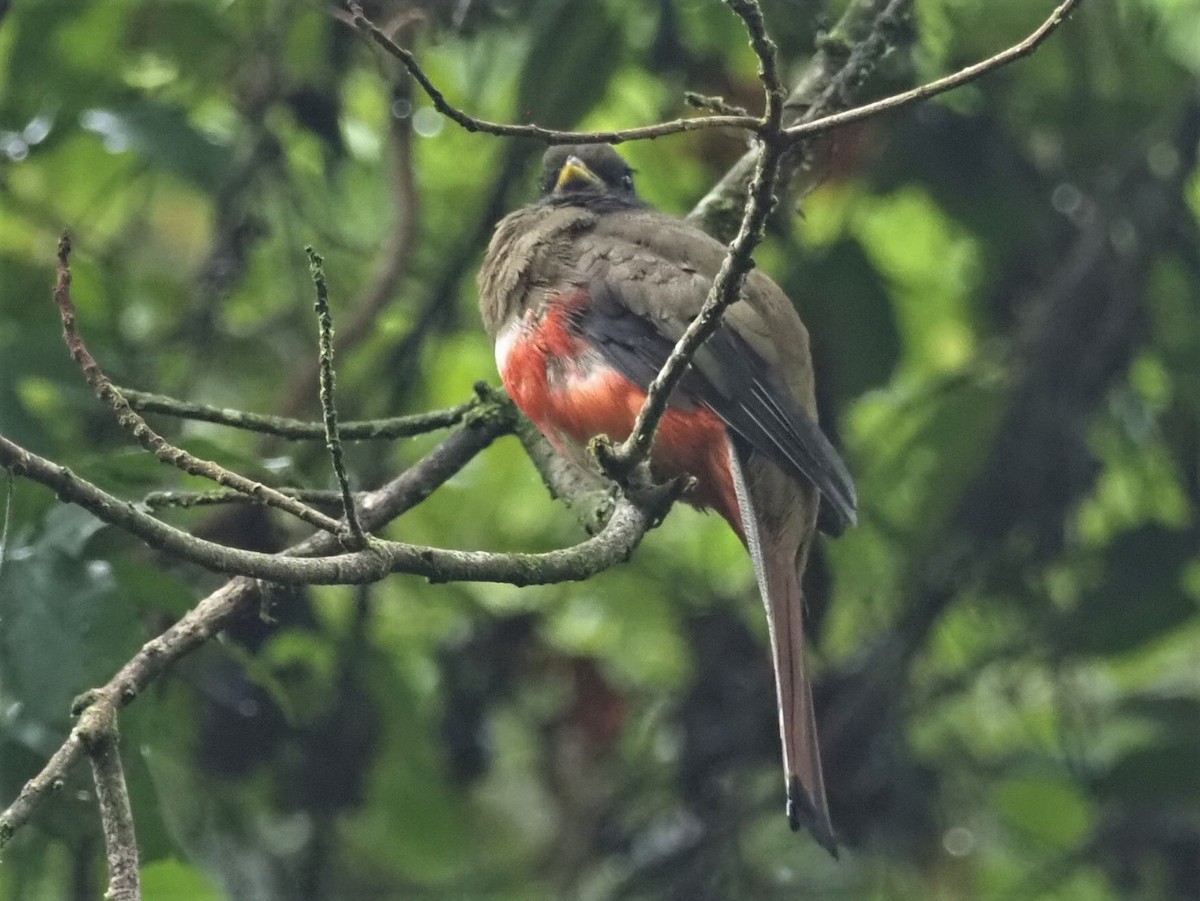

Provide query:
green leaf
left=993, top=775, right=1093, bottom=849
left=1066, top=526, right=1198, bottom=656
left=1119, top=694, right=1200, bottom=744
left=79, top=101, right=233, bottom=191
left=0, top=509, right=142, bottom=723
left=141, top=748, right=284, bottom=898
left=140, top=859, right=223, bottom=901
left=1098, top=741, right=1200, bottom=806
left=790, top=238, right=901, bottom=402
left=515, top=0, right=623, bottom=129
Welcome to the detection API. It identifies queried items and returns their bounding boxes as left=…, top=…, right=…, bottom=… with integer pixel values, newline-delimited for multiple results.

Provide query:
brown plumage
left=478, top=144, right=855, bottom=854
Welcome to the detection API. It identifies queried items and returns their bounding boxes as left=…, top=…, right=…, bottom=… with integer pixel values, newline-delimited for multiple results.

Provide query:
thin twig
left=54, top=235, right=344, bottom=537
left=346, top=1, right=760, bottom=142
left=703, top=0, right=912, bottom=235
left=119, top=387, right=476, bottom=440
left=0, top=468, right=11, bottom=581
left=142, top=487, right=350, bottom=510
left=76, top=695, right=140, bottom=901
left=781, top=0, right=1086, bottom=143
left=606, top=0, right=788, bottom=471
left=307, top=247, right=367, bottom=548
left=727, top=0, right=786, bottom=119
left=684, top=92, right=749, bottom=117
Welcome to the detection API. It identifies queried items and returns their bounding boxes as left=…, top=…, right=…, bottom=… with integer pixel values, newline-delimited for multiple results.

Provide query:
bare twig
left=0, top=468, right=11, bottom=581
left=119, top=387, right=476, bottom=440
left=54, top=235, right=343, bottom=537
left=605, top=0, right=788, bottom=472
left=76, top=695, right=140, bottom=901
left=684, top=92, right=749, bottom=117
left=728, top=0, right=786, bottom=118
left=142, top=486, right=351, bottom=510
left=307, top=247, right=367, bottom=548
left=346, top=1, right=759, bottom=143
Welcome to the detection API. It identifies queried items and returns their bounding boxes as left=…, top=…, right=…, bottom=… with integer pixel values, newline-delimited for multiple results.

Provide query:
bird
left=477, top=143, right=856, bottom=855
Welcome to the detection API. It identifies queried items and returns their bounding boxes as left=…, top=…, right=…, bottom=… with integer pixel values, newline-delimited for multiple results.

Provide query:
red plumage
left=499, top=293, right=743, bottom=536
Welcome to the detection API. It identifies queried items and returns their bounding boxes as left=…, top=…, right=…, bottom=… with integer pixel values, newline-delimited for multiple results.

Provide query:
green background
left=1, top=0, right=1198, bottom=898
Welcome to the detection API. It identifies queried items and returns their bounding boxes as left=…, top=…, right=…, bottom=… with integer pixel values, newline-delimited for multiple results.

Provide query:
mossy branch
left=119, top=387, right=477, bottom=441
left=307, top=246, right=367, bottom=549
left=54, top=235, right=343, bottom=537
left=76, top=693, right=141, bottom=901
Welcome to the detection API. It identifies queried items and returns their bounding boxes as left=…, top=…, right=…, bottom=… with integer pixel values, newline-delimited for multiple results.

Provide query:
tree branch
left=54, top=235, right=343, bottom=537
left=603, top=0, right=788, bottom=473
left=142, top=486, right=353, bottom=510
left=118, top=387, right=477, bottom=441
left=0, top=425, right=665, bottom=586
left=692, top=0, right=911, bottom=234
left=0, top=411, right=511, bottom=846
left=346, top=1, right=759, bottom=143
left=782, top=0, right=1086, bottom=143
left=76, top=694, right=140, bottom=901
left=307, top=247, right=367, bottom=548
left=0, top=401, right=671, bottom=847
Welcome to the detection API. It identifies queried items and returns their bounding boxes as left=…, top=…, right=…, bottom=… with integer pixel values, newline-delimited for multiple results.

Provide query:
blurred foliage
left=1, top=0, right=1199, bottom=898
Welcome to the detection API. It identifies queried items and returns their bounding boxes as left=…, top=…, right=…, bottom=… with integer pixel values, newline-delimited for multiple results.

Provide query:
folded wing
left=575, top=281, right=857, bottom=535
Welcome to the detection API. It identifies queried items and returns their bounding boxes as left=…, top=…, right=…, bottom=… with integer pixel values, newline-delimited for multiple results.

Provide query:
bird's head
left=538, top=144, right=641, bottom=209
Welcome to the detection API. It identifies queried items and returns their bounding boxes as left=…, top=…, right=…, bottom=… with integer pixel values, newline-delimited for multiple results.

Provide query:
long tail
left=728, top=445, right=837, bottom=857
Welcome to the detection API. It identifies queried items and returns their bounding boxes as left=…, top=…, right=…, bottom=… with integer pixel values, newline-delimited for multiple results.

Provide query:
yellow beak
left=554, top=156, right=603, bottom=193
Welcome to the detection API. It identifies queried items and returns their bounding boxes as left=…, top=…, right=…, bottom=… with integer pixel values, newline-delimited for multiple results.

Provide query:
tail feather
left=728, top=442, right=837, bottom=856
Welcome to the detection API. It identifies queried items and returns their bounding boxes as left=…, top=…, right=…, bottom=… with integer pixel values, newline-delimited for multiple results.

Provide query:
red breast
left=496, top=290, right=744, bottom=538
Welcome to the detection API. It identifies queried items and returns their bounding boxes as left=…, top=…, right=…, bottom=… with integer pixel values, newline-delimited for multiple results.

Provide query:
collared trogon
left=478, top=144, right=856, bottom=855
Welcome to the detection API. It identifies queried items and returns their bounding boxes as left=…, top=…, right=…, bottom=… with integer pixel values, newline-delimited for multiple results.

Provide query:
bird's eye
left=621, top=172, right=634, bottom=191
